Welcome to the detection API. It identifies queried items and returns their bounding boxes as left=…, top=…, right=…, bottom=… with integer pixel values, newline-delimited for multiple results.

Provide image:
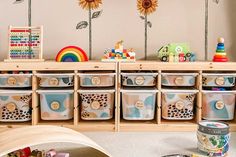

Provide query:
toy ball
left=218, top=37, right=225, bottom=43
left=56, top=46, right=88, bottom=62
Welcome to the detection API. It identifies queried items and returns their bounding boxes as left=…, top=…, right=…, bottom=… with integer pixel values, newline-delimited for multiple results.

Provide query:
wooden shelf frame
left=0, top=61, right=235, bottom=132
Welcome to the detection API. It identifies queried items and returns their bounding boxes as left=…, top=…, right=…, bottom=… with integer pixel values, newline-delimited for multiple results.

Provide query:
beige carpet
left=85, top=132, right=236, bottom=157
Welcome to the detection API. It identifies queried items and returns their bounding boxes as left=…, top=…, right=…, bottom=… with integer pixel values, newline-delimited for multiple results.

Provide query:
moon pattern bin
left=121, top=89, right=157, bottom=120
left=37, top=73, right=74, bottom=88
left=37, top=90, right=74, bottom=120
left=202, top=90, right=236, bottom=120
left=202, top=73, right=236, bottom=87
left=0, top=74, right=32, bottom=88
left=121, top=73, right=158, bottom=87
left=162, top=89, right=198, bottom=120
left=79, top=89, right=115, bottom=120
left=162, top=73, right=198, bottom=87
left=0, top=90, right=32, bottom=122
left=79, top=73, right=115, bottom=87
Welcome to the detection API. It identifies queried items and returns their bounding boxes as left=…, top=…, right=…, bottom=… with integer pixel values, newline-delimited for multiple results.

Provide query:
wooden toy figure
left=213, top=37, right=228, bottom=62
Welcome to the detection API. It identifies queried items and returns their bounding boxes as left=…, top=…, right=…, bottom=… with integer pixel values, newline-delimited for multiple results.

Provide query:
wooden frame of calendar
left=5, top=26, right=44, bottom=62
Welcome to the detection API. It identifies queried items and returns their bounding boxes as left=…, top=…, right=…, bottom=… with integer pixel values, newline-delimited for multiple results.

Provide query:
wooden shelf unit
left=0, top=61, right=235, bottom=132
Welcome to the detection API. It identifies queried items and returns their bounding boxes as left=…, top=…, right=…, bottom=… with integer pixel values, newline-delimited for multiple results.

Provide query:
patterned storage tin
left=162, top=73, right=198, bottom=87
left=79, top=89, right=115, bottom=120
left=197, top=121, right=230, bottom=157
left=0, top=74, right=32, bottom=88
left=38, top=90, right=74, bottom=120
left=202, top=73, right=236, bottom=87
left=122, top=73, right=158, bottom=87
left=79, top=73, right=115, bottom=87
left=37, top=73, right=74, bottom=87
left=202, top=90, right=236, bottom=120
left=162, top=89, right=198, bottom=120
left=0, top=90, right=32, bottom=122
left=121, top=89, right=157, bottom=120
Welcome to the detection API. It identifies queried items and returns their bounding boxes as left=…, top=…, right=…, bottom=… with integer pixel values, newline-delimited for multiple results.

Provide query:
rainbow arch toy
left=56, top=46, right=88, bottom=62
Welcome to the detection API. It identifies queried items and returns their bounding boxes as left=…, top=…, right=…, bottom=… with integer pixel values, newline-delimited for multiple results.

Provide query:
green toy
left=157, top=43, right=195, bottom=62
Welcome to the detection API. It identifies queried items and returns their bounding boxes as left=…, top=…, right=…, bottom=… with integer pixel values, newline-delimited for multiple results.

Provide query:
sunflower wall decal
left=137, top=0, right=158, bottom=60
left=13, top=0, right=32, bottom=26
left=77, top=0, right=103, bottom=60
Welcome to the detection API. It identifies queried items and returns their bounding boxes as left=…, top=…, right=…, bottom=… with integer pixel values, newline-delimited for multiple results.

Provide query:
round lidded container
left=197, top=121, right=230, bottom=157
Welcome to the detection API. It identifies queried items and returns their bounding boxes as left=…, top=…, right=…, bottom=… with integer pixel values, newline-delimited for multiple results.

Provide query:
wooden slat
left=157, top=70, right=162, bottom=124
left=74, top=70, right=79, bottom=126
left=32, top=71, right=39, bottom=125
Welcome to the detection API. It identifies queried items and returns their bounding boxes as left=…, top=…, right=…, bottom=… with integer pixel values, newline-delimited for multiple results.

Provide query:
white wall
left=0, top=0, right=235, bottom=61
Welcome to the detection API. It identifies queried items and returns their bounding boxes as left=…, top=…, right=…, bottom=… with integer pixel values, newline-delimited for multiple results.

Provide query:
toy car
left=157, top=43, right=196, bottom=62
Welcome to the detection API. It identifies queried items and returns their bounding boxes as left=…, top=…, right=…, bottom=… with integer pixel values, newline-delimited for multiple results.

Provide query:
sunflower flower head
left=137, top=0, right=158, bottom=15
left=79, top=0, right=102, bottom=10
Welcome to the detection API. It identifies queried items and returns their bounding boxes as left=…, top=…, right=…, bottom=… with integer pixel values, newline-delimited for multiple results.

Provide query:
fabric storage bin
left=162, top=89, right=198, bottom=120
left=37, top=73, right=74, bottom=87
left=0, top=90, right=32, bottom=122
left=121, top=89, right=157, bottom=120
left=79, top=89, right=115, bottom=120
left=37, top=90, right=74, bottom=120
left=202, top=91, right=236, bottom=120
left=202, top=73, right=236, bottom=87
left=0, top=74, right=32, bottom=88
left=79, top=73, right=115, bottom=87
left=122, top=73, right=158, bottom=87
left=162, top=73, right=198, bottom=87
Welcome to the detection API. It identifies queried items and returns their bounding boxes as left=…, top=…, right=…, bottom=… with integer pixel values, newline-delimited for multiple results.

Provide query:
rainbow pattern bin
left=0, top=90, right=32, bottom=122
left=122, top=73, right=158, bottom=87
left=121, top=89, right=157, bottom=120
left=79, top=73, right=115, bottom=87
left=202, top=91, right=236, bottom=120
left=202, top=73, right=236, bottom=87
left=0, top=74, right=32, bottom=88
left=37, top=73, right=74, bottom=88
left=162, top=89, right=198, bottom=120
left=162, top=73, right=198, bottom=87
left=38, top=90, right=74, bottom=120
left=79, top=89, right=115, bottom=120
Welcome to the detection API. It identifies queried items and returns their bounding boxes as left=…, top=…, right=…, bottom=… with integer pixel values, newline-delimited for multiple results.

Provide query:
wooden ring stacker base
left=50, top=101, right=60, bottom=111
left=6, top=102, right=16, bottom=112
left=215, top=77, right=225, bottom=86
left=215, top=101, right=225, bottom=110
left=91, top=76, right=101, bottom=85
left=7, top=77, right=17, bottom=86
left=135, top=76, right=145, bottom=85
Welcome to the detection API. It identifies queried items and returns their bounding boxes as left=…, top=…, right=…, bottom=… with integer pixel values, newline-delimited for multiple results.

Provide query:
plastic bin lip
left=202, top=73, right=236, bottom=76
left=121, top=88, right=158, bottom=93
left=78, top=89, right=115, bottom=93
left=202, top=90, right=236, bottom=94
left=162, top=73, right=198, bottom=76
left=0, top=73, right=32, bottom=76
left=37, top=89, right=74, bottom=93
left=78, top=73, right=116, bottom=76
left=36, top=73, right=74, bottom=76
left=0, top=90, right=32, bottom=94
left=121, top=73, right=158, bottom=76
left=161, top=89, right=199, bottom=93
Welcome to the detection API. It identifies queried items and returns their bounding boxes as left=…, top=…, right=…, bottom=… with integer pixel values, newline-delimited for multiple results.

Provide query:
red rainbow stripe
left=56, top=46, right=88, bottom=62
